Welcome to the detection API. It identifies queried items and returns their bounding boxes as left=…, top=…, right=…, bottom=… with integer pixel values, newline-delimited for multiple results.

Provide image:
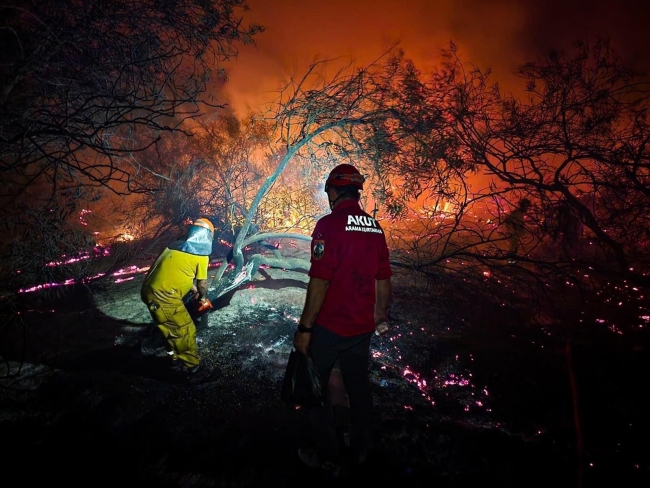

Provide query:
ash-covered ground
left=0, top=262, right=648, bottom=487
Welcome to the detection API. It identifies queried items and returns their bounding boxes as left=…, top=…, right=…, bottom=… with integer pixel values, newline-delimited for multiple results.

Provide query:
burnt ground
left=0, top=264, right=649, bottom=488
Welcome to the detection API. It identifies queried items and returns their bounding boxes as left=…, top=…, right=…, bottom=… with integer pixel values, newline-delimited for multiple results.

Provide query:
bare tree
left=422, top=40, right=650, bottom=290
left=0, top=0, right=261, bottom=300
left=1, top=0, right=261, bottom=198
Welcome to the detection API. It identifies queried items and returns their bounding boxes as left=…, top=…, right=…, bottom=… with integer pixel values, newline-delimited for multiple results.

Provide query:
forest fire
left=2, top=1, right=650, bottom=485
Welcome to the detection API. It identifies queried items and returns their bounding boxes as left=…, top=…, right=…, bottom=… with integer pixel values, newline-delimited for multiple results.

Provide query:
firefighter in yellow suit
left=141, top=218, right=214, bottom=374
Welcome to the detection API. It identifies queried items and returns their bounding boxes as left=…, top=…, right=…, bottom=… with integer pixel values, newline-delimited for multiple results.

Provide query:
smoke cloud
left=224, top=0, right=649, bottom=115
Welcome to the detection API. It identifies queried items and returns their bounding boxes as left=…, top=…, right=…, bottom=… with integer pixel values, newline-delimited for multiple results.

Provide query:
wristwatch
left=297, top=324, right=313, bottom=333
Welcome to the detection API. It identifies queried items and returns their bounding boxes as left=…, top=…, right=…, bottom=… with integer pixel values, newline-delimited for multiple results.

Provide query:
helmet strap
left=328, top=192, right=344, bottom=211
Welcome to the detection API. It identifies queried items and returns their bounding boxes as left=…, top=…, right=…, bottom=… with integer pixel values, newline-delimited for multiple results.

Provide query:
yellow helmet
left=192, top=218, right=214, bottom=233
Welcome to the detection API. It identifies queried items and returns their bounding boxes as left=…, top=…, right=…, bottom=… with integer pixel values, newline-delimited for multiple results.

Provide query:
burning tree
left=98, top=48, right=468, bottom=299
left=187, top=48, right=474, bottom=297
left=0, top=0, right=262, bottom=299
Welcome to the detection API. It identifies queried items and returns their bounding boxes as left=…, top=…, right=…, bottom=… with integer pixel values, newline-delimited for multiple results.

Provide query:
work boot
left=166, top=361, right=217, bottom=384
left=297, top=448, right=340, bottom=479
left=186, top=364, right=219, bottom=384
left=166, top=361, right=189, bottom=383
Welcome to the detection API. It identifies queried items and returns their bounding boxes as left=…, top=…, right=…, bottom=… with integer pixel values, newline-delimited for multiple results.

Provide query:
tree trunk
left=565, top=331, right=584, bottom=488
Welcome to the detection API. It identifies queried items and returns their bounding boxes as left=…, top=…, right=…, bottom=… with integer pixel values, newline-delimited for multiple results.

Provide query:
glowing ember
left=79, top=209, right=91, bottom=226
left=46, top=254, right=91, bottom=267
left=112, top=266, right=149, bottom=276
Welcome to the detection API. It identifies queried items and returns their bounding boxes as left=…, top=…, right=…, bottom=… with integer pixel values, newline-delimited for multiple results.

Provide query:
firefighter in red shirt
left=294, top=164, right=392, bottom=478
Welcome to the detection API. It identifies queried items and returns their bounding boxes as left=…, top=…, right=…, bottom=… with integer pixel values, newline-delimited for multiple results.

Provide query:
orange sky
left=223, top=0, right=650, bottom=116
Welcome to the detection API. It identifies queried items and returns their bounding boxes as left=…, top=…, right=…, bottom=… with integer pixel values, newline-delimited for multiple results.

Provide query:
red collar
left=332, top=199, right=361, bottom=213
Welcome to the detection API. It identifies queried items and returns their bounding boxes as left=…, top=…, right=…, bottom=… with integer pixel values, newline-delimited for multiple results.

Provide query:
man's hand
left=196, top=278, right=208, bottom=300
left=374, top=278, right=391, bottom=325
left=293, top=330, right=311, bottom=355
left=375, top=320, right=390, bottom=336
left=191, top=284, right=199, bottom=300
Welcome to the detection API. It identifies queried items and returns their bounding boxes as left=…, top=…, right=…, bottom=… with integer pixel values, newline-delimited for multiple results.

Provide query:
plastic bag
left=281, top=349, right=323, bottom=408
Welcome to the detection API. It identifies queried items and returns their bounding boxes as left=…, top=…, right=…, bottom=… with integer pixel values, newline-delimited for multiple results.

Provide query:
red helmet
left=325, top=164, right=365, bottom=191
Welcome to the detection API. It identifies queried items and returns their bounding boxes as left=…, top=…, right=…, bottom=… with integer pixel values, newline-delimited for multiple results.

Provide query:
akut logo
left=345, top=215, right=383, bottom=234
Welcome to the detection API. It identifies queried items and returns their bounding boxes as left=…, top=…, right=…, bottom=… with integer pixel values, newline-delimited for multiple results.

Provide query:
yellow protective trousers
left=141, top=288, right=200, bottom=369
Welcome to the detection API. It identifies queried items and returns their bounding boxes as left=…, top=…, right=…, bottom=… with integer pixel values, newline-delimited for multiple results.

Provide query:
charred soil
left=0, top=266, right=648, bottom=488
